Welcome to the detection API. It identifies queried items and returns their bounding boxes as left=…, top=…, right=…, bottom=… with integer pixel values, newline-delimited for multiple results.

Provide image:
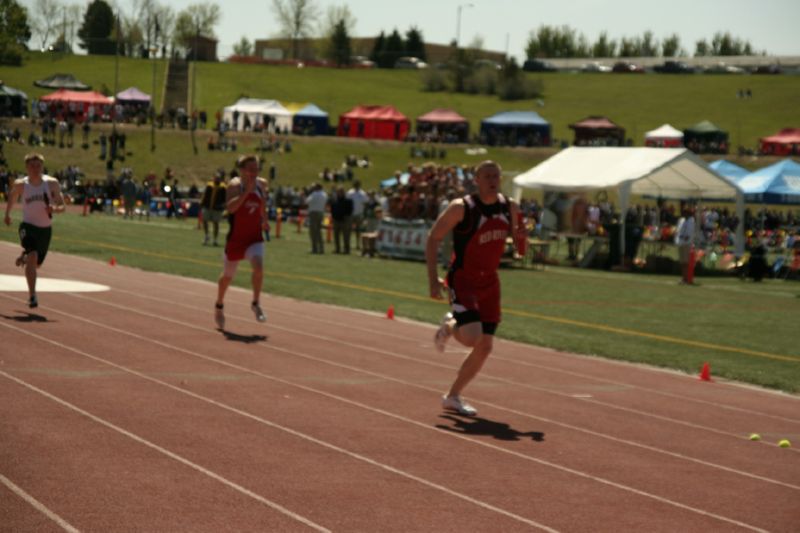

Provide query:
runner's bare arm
left=425, top=199, right=465, bottom=299
left=48, top=179, right=66, bottom=214
left=509, top=199, right=519, bottom=237
left=225, top=179, right=246, bottom=213
left=3, top=181, right=24, bottom=225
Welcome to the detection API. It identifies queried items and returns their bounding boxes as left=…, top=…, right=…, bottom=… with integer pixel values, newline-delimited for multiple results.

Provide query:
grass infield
left=2, top=212, right=798, bottom=394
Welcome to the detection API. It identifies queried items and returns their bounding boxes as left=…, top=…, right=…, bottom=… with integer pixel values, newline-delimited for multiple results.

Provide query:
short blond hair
left=236, top=154, right=258, bottom=168
left=24, top=152, right=45, bottom=164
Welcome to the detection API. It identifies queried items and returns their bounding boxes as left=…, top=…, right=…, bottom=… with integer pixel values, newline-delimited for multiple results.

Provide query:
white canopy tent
left=222, top=98, right=292, bottom=132
left=644, top=124, right=684, bottom=147
left=512, top=147, right=745, bottom=260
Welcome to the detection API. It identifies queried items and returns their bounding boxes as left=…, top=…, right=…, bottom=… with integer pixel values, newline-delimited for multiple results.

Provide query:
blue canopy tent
left=479, top=111, right=551, bottom=147
left=737, top=159, right=800, bottom=204
left=292, top=103, right=329, bottom=135
left=709, top=160, right=750, bottom=182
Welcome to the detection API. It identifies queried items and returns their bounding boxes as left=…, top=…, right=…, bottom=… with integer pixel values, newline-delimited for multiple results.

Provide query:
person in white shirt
left=306, top=182, right=328, bottom=254
left=674, top=205, right=696, bottom=284
left=4, top=153, right=66, bottom=308
left=346, top=180, right=369, bottom=251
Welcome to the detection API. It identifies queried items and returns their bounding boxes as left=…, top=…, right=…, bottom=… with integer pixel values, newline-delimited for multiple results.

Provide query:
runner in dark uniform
left=214, top=154, right=269, bottom=329
left=426, top=161, right=518, bottom=416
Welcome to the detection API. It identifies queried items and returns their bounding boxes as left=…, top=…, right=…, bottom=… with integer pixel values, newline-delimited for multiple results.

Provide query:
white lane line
left=51, top=251, right=800, bottom=422
left=0, top=323, right=557, bottom=532
left=0, top=473, right=81, bottom=533
left=59, top=265, right=800, bottom=423
left=0, top=374, right=330, bottom=532
left=81, top=292, right=800, bottom=489
left=72, top=287, right=783, bottom=445
left=0, top=300, right=777, bottom=531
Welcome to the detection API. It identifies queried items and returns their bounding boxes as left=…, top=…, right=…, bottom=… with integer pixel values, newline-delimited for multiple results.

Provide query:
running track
left=1, top=243, right=798, bottom=532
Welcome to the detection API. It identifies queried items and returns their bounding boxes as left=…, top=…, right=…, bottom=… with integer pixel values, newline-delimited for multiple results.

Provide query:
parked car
left=474, top=58, right=503, bottom=70
left=704, top=62, right=746, bottom=74
left=753, top=64, right=782, bottom=75
left=350, top=56, right=375, bottom=69
left=612, top=61, right=645, bottom=73
left=522, top=59, right=558, bottom=72
left=581, top=61, right=612, bottom=73
left=394, top=56, right=428, bottom=69
left=653, top=60, right=695, bottom=74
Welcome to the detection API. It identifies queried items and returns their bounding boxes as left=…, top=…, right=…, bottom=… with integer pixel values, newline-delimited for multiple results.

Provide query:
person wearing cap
left=4, top=152, right=66, bottom=309
left=201, top=169, right=227, bottom=246
left=214, top=154, right=269, bottom=329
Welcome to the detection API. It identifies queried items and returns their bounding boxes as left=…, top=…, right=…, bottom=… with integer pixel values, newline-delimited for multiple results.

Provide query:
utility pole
left=151, top=15, right=159, bottom=152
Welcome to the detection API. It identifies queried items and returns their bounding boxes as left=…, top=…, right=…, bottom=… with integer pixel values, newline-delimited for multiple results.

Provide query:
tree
left=78, top=0, right=116, bottom=55
left=405, top=26, right=425, bottom=60
left=318, top=4, right=355, bottom=38
left=173, top=3, right=220, bottom=52
left=30, top=0, right=63, bottom=51
left=694, top=39, right=710, bottom=57
left=327, top=19, right=350, bottom=66
left=526, top=25, right=587, bottom=58
left=272, top=0, right=319, bottom=60
left=233, top=36, right=252, bottom=56
left=640, top=30, right=658, bottom=57
left=383, top=28, right=403, bottom=68
left=592, top=31, right=616, bottom=58
left=661, top=34, right=681, bottom=57
left=369, top=30, right=385, bottom=64
left=0, top=0, right=31, bottom=65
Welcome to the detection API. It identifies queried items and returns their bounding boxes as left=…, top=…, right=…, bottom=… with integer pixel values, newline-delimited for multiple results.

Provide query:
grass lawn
left=2, top=212, right=798, bottom=393
left=2, top=51, right=799, bottom=151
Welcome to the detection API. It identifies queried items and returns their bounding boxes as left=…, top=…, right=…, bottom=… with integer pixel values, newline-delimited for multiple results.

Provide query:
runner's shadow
left=436, top=413, right=545, bottom=442
left=0, top=312, right=50, bottom=323
left=219, top=329, right=268, bottom=344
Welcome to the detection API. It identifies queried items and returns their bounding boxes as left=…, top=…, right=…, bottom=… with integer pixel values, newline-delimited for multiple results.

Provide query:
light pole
left=455, top=3, right=474, bottom=49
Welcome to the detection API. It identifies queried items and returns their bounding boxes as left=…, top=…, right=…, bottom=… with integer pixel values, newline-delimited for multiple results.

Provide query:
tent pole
left=618, top=182, right=631, bottom=267
left=735, top=190, right=745, bottom=258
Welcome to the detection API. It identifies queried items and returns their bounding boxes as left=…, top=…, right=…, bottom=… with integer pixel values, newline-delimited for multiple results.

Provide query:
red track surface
left=1, top=242, right=798, bottom=532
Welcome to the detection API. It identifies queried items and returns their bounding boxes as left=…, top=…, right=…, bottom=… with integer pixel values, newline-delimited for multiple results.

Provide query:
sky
left=25, top=0, right=800, bottom=60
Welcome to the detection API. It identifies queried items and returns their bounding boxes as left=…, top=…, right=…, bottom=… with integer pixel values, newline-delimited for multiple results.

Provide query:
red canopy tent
left=416, top=108, right=469, bottom=142
left=760, top=128, right=800, bottom=156
left=337, top=105, right=410, bottom=140
left=569, top=116, right=625, bottom=146
left=40, top=89, right=114, bottom=120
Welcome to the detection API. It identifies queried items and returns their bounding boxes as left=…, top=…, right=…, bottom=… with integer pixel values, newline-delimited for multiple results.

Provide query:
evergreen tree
left=329, top=19, right=350, bottom=67
left=661, top=34, right=681, bottom=57
left=405, top=26, right=425, bottom=60
left=78, top=0, right=116, bottom=55
left=0, top=0, right=31, bottom=65
left=369, top=31, right=385, bottom=65
left=384, top=28, right=403, bottom=68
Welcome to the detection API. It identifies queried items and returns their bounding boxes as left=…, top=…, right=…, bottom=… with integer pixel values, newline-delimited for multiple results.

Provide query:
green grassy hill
left=1, top=52, right=798, bottom=192
left=2, top=51, right=798, bottom=151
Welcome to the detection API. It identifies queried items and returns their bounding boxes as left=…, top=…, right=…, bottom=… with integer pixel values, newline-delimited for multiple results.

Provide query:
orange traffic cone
left=109, top=256, right=117, bottom=266
left=386, top=305, right=395, bottom=320
left=699, top=362, right=712, bottom=382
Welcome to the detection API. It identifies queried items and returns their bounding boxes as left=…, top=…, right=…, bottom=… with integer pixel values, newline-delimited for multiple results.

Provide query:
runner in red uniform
left=214, top=154, right=269, bottom=329
left=425, top=161, right=518, bottom=416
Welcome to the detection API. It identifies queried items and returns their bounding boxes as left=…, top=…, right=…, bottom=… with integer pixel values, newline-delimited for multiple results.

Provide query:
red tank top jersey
left=225, top=187, right=264, bottom=261
left=449, top=193, right=511, bottom=284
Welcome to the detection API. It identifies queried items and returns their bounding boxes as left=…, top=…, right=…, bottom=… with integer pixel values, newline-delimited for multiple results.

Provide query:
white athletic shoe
left=434, top=312, right=453, bottom=353
left=442, top=395, right=477, bottom=416
left=251, top=302, right=267, bottom=322
left=214, top=304, right=225, bottom=330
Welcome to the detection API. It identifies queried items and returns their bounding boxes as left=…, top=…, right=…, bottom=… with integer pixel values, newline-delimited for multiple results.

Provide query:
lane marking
left=0, top=323, right=557, bottom=532
left=0, top=274, right=109, bottom=293
left=38, top=236, right=800, bottom=363
left=0, top=473, right=81, bottom=533
left=86, top=271, right=799, bottom=422
left=0, top=369, right=331, bottom=533
left=2, top=297, right=789, bottom=531
left=60, top=290, right=800, bottom=455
